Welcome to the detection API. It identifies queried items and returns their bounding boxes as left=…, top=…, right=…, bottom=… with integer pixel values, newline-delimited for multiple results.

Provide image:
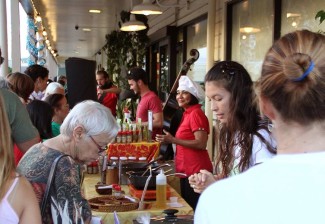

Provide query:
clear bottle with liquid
left=156, top=169, right=167, bottom=208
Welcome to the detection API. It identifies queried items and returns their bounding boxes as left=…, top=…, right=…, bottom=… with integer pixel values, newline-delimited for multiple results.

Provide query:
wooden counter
left=83, top=174, right=193, bottom=224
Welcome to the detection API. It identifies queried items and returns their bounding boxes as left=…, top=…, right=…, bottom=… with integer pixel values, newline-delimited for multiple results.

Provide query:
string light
left=36, top=13, right=42, bottom=22
left=30, top=0, right=59, bottom=61
left=42, top=29, right=47, bottom=36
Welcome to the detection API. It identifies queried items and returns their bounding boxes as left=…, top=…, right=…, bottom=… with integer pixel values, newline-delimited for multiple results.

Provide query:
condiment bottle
left=142, top=125, right=148, bottom=142
left=106, top=165, right=118, bottom=185
left=87, top=164, right=93, bottom=174
left=126, top=131, right=132, bottom=143
left=92, top=161, right=99, bottom=174
left=121, top=131, right=126, bottom=143
left=119, top=157, right=128, bottom=185
left=116, top=131, right=122, bottom=143
left=138, top=127, right=143, bottom=142
left=132, top=125, right=138, bottom=143
left=112, top=184, right=122, bottom=196
left=156, top=169, right=167, bottom=208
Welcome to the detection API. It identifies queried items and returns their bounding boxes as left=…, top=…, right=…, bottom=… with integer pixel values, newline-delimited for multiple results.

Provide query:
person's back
left=196, top=153, right=325, bottom=224
left=195, top=30, right=325, bottom=224
left=0, top=88, right=39, bottom=153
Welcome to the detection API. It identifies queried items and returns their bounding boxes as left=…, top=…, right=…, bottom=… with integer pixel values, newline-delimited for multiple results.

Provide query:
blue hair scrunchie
left=293, top=61, right=315, bottom=82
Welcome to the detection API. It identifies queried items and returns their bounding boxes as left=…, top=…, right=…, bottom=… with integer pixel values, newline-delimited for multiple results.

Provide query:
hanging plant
left=103, top=11, right=150, bottom=119
left=315, top=10, right=325, bottom=34
left=104, top=11, right=149, bottom=89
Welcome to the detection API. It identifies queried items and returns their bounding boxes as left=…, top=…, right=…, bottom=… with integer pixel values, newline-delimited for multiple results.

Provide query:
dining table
left=82, top=173, right=193, bottom=224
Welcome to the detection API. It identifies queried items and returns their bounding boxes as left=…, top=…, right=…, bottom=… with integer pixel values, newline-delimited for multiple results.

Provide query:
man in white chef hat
left=156, top=75, right=212, bottom=210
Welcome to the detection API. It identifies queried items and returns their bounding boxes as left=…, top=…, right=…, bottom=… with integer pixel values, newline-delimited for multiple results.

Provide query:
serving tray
left=88, top=195, right=138, bottom=212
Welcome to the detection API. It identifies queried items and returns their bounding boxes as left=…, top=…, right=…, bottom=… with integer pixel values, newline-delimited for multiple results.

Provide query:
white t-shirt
left=230, top=129, right=276, bottom=176
left=195, top=152, right=325, bottom=224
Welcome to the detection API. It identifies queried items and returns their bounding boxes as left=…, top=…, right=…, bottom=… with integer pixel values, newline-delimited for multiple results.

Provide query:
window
left=227, top=0, right=324, bottom=81
left=281, top=0, right=324, bottom=35
left=186, top=18, right=207, bottom=83
left=228, top=0, right=273, bottom=81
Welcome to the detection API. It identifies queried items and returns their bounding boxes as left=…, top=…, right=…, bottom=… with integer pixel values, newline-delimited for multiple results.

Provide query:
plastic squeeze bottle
left=156, top=169, right=167, bottom=208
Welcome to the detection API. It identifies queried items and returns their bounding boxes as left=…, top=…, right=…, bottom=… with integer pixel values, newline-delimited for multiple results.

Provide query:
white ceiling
left=27, top=0, right=144, bottom=66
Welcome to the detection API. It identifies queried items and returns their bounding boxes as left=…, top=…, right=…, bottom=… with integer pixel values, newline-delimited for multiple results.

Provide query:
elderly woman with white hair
left=17, top=100, right=119, bottom=224
left=155, top=76, right=213, bottom=210
left=42, top=82, right=65, bottom=100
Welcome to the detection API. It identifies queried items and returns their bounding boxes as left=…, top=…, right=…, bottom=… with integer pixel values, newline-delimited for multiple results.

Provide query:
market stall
left=83, top=174, right=193, bottom=224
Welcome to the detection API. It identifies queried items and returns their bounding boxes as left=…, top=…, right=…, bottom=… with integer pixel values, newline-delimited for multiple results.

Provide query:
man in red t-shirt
left=96, top=70, right=120, bottom=116
left=127, top=67, right=163, bottom=138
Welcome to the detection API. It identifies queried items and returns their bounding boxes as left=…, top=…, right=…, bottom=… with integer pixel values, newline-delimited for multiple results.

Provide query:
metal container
left=127, top=170, right=160, bottom=190
left=119, top=162, right=158, bottom=185
left=133, top=209, right=193, bottom=224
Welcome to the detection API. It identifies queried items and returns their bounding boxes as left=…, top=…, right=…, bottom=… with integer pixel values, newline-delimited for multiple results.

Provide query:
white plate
left=167, top=202, right=184, bottom=208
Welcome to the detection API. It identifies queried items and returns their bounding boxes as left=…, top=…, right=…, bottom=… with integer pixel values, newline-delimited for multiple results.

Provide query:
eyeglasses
left=89, top=135, right=108, bottom=154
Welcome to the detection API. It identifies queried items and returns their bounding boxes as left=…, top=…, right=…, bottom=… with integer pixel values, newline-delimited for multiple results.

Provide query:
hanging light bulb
left=36, top=13, right=42, bottom=22
left=120, top=14, right=147, bottom=31
left=42, top=29, right=47, bottom=36
left=131, top=0, right=162, bottom=15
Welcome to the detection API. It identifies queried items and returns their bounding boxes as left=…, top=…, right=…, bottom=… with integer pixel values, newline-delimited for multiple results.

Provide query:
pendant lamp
left=120, top=14, right=147, bottom=32
left=131, top=0, right=162, bottom=15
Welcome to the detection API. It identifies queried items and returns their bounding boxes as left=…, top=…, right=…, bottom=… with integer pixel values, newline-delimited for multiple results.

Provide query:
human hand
left=188, top=170, right=216, bottom=193
left=97, top=89, right=103, bottom=95
left=155, top=129, right=174, bottom=144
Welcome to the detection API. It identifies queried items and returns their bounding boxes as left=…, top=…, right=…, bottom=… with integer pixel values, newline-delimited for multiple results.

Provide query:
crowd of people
left=0, top=29, right=324, bottom=223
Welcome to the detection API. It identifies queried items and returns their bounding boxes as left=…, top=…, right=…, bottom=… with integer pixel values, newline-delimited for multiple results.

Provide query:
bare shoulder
left=17, top=175, right=33, bottom=189
left=16, top=175, right=42, bottom=224
left=15, top=175, right=38, bottom=203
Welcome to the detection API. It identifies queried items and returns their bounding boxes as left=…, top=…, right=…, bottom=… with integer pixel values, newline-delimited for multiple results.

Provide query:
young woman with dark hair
left=44, top=93, right=69, bottom=137
left=14, top=100, right=54, bottom=165
left=189, top=61, right=276, bottom=193
left=26, top=100, right=54, bottom=140
left=195, top=30, right=325, bottom=224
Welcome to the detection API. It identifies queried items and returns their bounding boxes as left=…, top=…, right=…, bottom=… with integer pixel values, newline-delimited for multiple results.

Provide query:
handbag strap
left=40, top=154, right=70, bottom=216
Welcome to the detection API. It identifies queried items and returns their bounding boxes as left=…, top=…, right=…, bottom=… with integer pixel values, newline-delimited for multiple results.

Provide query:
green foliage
left=315, top=10, right=325, bottom=34
left=104, top=10, right=149, bottom=120
left=116, top=98, right=138, bottom=121
left=315, top=10, right=325, bottom=24
left=104, top=11, right=149, bottom=90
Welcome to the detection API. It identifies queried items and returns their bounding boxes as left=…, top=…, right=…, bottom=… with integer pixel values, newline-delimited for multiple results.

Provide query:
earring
left=268, top=121, right=274, bottom=132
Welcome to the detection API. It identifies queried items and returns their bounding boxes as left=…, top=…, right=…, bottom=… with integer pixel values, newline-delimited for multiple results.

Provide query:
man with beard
left=127, top=67, right=163, bottom=139
left=96, top=70, right=120, bottom=116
